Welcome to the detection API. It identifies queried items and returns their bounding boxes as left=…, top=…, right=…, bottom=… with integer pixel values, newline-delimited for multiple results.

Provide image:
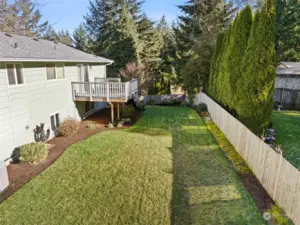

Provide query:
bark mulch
left=0, top=109, right=142, bottom=204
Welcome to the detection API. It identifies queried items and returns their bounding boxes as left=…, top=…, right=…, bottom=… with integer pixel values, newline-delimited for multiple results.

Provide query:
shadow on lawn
left=129, top=106, right=263, bottom=225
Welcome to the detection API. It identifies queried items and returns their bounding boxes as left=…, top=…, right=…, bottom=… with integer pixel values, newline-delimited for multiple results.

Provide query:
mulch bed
left=0, top=109, right=142, bottom=204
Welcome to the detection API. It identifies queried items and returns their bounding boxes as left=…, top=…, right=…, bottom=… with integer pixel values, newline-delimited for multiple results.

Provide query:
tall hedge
left=226, top=6, right=253, bottom=109
left=236, top=0, right=277, bottom=134
left=208, top=32, right=224, bottom=99
left=214, top=25, right=232, bottom=103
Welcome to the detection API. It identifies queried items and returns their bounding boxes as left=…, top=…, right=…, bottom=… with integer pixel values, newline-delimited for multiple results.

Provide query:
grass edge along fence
left=194, top=92, right=300, bottom=225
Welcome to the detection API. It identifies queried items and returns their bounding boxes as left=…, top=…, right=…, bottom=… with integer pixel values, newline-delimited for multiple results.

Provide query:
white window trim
left=50, top=111, right=60, bottom=131
left=5, top=63, right=25, bottom=88
left=46, top=63, right=66, bottom=81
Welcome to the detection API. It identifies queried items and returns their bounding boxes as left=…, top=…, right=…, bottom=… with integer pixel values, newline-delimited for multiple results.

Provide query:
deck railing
left=94, top=78, right=121, bottom=83
left=72, top=79, right=138, bottom=102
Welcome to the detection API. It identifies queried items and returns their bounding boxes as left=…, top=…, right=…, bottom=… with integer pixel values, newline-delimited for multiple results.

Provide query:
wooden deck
left=72, top=79, right=138, bottom=103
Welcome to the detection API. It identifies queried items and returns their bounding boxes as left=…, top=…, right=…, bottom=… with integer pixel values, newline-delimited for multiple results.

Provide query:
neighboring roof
left=0, top=32, right=113, bottom=64
left=277, top=62, right=300, bottom=76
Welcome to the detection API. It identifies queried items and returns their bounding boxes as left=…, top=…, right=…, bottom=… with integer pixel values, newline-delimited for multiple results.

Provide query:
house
left=0, top=32, right=138, bottom=163
left=274, top=62, right=300, bottom=109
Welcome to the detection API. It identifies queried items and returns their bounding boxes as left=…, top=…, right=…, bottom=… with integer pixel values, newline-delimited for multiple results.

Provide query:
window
left=46, top=64, right=56, bottom=80
left=46, top=63, right=65, bottom=80
left=6, top=64, right=24, bottom=86
left=50, top=113, right=60, bottom=131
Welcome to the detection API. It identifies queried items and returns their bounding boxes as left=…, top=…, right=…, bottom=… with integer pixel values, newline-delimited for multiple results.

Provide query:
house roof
left=277, top=62, right=300, bottom=76
left=0, top=32, right=113, bottom=64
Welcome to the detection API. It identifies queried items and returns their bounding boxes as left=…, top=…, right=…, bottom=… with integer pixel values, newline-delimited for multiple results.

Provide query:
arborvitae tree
left=224, top=5, right=253, bottom=109
left=73, top=23, right=92, bottom=53
left=236, top=0, right=276, bottom=134
left=207, top=32, right=224, bottom=99
left=0, top=0, right=48, bottom=37
left=214, top=25, right=232, bottom=103
left=275, top=0, right=300, bottom=61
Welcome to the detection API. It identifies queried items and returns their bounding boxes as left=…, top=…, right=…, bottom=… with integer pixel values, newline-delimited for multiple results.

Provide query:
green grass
left=272, top=110, right=300, bottom=170
left=0, top=106, right=265, bottom=225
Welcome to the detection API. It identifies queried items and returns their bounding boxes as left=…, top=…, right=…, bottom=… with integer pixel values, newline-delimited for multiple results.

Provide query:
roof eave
left=0, top=58, right=114, bottom=65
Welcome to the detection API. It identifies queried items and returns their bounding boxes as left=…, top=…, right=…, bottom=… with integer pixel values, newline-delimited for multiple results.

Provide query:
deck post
left=117, top=103, right=120, bottom=119
left=110, top=103, right=114, bottom=123
left=125, top=82, right=129, bottom=102
left=107, top=83, right=110, bottom=102
left=89, top=83, right=92, bottom=101
left=72, top=83, right=75, bottom=101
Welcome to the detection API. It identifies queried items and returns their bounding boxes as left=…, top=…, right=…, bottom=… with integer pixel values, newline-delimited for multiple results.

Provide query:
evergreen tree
left=138, top=13, right=162, bottom=70
left=236, top=0, right=276, bottom=134
left=207, top=32, right=224, bottom=99
left=222, top=5, right=253, bottom=109
left=57, top=30, right=73, bottom=46
left=106, top=0, right=140, bottom=76
left=73, top=23, right=92, bottom=53
left=214, top=24, right=233, bottom=103
left=155, top=16, right=177, bottom=94
left=43, top=25, right=58, bottom=41
left=0, top=0, right=48, bottom=37
left=275, top=0, right=300, bottom=61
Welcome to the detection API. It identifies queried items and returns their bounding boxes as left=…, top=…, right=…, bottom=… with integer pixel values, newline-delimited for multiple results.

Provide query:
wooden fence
left=194, top=92, right=300, bottom=225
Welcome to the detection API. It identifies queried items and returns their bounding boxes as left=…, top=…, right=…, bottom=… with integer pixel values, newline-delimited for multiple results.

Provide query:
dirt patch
left=0, top=108, right=142, bottom=204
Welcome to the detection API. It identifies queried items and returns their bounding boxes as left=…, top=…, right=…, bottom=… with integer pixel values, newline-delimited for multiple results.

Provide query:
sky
left=38, top=0, right=186, bottom=34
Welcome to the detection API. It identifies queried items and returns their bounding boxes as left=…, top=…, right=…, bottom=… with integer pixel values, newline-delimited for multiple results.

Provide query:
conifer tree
left=106, top=0, right=140, bottom=76
left=57, top=30, right=73, bottom=46
left=223, top=5, right=253, bottom=109
left=275, top=0, right=300, bottom=61
left=208, top=32, right=224, bottom=99
left=138, top=13, right=162, bottom=70
left=214, top=25, right=232, bottom=103
left=73, top=23, right=92, bottom=53
left=236, top=0, right=276, bottom=134
left=0, top=0, right=48, bottom=37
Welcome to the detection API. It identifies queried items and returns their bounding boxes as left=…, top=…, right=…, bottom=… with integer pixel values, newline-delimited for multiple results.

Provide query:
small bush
left=160, top=100, right=176, bottom=106
left=19, top=142, right=48, bottom=164
left=87, top=123, right=97, bottom=131
left=121, top=105, right=135, bottom=117
left=195, top=103, right=208, bottom=113
left=148, top=100, right=156, bottom=105
left=59, top=117, right=80, bottom=137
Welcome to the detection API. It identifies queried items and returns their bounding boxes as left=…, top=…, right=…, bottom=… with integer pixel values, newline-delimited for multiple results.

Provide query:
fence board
left=194, top=92, right=300, bottom=224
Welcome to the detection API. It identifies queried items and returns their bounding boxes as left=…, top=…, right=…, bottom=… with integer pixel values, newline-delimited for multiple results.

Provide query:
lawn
left=272, top=110, right=300, bottom=169
left=0, top=106, right=265, bottom=225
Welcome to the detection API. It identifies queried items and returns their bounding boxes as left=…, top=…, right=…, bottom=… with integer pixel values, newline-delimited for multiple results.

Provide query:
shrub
left=19, top=142, right=48, bottom=164
left=195, top=103, right=208, bottom=113
left=121, top=105, right=135, bottom=117
left=160, top=100, right=175, bottom=106
left=148, top=100, right=156, bottom=105
left=87, top=123, right=97, bottom=131
left=59, top=117, right=80, bottom=137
